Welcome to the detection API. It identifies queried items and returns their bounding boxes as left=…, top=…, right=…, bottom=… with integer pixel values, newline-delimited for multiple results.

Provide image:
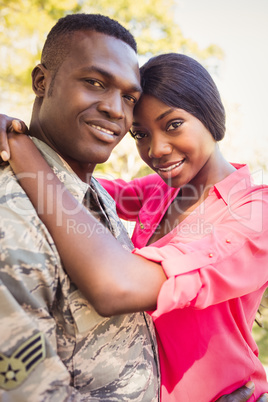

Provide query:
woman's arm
left=8, top=133, right=166, bottom=316
left=7, top=132, right=268, bottom=317
left=9, top=132, right=268, bottom=315
left=98, top=177, right=144, bottom=221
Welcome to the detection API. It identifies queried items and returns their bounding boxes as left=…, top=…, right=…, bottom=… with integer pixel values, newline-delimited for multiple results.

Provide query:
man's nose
left=97, top=91, right=124, bottom=120
left=148, top=136, right=172, bottom=159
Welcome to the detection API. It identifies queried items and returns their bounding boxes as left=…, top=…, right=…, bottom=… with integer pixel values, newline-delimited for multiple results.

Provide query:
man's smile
left=90, top=124, right=115, bottom=135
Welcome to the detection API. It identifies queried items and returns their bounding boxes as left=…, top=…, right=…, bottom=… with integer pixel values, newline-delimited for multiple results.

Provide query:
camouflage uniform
left=0, top=138, right=160, bottom=401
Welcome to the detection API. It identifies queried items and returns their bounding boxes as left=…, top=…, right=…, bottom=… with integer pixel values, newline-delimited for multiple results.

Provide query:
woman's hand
left=216, top=381, right=268, bottom=402
left=0, top=114, right=28, bottom=161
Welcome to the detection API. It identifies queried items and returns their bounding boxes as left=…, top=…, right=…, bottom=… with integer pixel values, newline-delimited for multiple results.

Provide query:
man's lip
left=85, top=120, right=121, bottom=136
left=153, top=160, right=185, bottom=172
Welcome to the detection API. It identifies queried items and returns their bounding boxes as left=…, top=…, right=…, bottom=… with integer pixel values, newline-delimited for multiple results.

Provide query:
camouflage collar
left=31, top=137, right=89, bottom=204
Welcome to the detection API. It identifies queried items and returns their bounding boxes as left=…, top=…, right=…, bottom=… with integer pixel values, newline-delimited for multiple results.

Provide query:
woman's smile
left=153, top=159, right=186, bottom=179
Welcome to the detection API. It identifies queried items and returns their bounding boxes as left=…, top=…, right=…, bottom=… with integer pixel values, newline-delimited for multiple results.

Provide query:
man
left=0, top=13, right=159, bottom=401
left=0, top=12, right=266, bottom=402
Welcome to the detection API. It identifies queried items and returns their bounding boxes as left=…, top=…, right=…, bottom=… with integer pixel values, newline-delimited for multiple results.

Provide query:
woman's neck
left=181, top=146, right=235, bottom=201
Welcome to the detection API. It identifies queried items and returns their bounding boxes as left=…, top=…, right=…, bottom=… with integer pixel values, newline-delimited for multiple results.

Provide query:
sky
left=174, top=0, right=268, bottom=182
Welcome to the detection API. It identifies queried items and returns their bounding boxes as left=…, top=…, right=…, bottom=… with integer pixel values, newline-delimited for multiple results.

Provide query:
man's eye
left=129, top=129, right=147, bottom=140
left=86, top=79, right=104, bottom=88
left=124, top=95, right=137, bottom=104
left=167, top=120, right=183, bottom=131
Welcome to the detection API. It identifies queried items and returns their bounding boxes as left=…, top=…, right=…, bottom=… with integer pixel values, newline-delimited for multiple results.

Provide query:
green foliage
left=0, top=0, right=81, bottom=90
left=0, top=0, right=224, bottom=179
left=0, top=0, right=222, bottom=98
left=252, top=288, right=268, bottom=366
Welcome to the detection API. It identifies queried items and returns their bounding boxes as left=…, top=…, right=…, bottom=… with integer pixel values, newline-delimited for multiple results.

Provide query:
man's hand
left=216, top=381, right=268, bottom=402
left=0, top=114, right=28, bottom=161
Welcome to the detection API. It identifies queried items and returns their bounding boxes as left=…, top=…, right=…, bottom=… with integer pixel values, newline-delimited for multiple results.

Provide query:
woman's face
left=131, top=94, right=217, bottom=189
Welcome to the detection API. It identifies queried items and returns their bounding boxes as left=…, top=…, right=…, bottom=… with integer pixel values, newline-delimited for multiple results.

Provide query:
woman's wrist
left=9, top=132, right=32, bottom=159
left=8, top=133, right=48, bottom=177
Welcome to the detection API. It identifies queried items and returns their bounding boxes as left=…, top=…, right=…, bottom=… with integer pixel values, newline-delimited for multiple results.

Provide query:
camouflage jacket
left=0, top=138, right=160, bottom=401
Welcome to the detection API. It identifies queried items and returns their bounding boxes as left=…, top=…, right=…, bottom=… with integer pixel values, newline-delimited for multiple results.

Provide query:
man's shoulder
left=0, top=164, right=60, bottom=260
left=0, top=164, right=35, bottom=211
left=0, top=163, right=15, bottom=185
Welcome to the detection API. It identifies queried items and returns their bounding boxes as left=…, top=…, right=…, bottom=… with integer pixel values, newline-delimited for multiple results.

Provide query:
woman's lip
left=155, top=160, right=185, bottom=172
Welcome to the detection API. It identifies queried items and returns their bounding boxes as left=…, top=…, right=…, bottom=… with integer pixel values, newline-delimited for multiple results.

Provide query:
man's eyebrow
left=79, top=66, right=142, bottom=93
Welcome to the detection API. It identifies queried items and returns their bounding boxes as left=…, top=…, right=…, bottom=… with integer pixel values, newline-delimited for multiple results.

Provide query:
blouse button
left=209, top=253, right=213, bottom=258
left=226, top=239, right=231, bottom=243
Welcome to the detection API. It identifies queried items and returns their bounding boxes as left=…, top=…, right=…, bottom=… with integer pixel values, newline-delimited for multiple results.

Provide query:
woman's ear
left=32, top=64, right=49, bottom=97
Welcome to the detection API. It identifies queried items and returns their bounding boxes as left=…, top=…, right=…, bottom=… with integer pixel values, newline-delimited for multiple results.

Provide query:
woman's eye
left=167, top=120, right=183, bottom=131
left=129, top=129, right=147, bottom=140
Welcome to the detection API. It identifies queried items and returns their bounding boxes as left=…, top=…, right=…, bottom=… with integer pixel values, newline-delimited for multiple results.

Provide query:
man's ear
left=32, top=64, right=49, bottom=97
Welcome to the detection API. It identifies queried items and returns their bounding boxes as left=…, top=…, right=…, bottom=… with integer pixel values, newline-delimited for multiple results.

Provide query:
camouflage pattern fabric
left=0, top=138, right=160, bottom=401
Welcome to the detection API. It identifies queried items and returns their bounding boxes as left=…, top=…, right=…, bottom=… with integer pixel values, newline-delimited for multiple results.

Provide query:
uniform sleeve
left=133, top=188, right=268, bottom=314
left=0, top=180, right=81, bottom=400
left=0, top=282, right=81, bottom=401
left=98, top=177, right=145, bottom=221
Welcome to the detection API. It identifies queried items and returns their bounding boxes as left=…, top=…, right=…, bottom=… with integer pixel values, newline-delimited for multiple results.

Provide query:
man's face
left=37, top=31, right=141, bottom=177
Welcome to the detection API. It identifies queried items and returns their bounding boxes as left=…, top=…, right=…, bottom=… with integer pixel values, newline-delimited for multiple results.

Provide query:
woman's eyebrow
left=132, top=108, right=175, bottom=127
left=156, top=108, right=174, bottom=121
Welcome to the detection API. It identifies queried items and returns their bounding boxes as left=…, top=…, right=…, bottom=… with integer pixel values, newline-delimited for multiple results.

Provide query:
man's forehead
left=68, top=30, right=141, bottom=88
left=72, top=30, right=138, bottom=62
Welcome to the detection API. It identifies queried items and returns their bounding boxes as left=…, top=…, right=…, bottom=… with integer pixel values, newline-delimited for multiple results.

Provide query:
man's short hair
left=41, top=13, right=137, bottom=80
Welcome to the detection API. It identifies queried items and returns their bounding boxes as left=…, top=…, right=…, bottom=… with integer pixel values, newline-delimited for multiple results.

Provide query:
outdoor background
left=1, top=0, right=267, bottom=371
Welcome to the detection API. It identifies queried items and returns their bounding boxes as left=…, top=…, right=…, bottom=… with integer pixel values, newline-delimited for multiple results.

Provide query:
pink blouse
left=99, top=164, right=268, bottom=401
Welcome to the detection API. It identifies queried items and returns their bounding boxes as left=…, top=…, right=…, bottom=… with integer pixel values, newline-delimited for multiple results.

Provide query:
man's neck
left=66, top=162, right=94, bottom=183
left=30, top=130, right=95, bottom=184
left=29, top=102, right=97, bottom=183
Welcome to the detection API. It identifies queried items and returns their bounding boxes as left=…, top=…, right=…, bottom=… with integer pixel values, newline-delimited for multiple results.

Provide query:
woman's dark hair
left=139, top=53, right=225, bottom=141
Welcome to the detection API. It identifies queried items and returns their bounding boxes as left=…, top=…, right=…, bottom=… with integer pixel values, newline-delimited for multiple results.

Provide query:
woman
left=2, top=53, right=268, bottom=401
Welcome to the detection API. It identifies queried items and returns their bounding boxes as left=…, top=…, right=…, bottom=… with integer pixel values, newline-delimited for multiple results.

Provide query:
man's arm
left=0, top=164, right=81, bottom=400
left=0, top=284, right=81, bottom=401
left=0, top=252, right=81, bottom=399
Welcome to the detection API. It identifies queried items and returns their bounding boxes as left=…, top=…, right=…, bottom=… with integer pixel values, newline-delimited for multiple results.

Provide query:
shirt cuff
left=132, top=246, right=203, bottom=315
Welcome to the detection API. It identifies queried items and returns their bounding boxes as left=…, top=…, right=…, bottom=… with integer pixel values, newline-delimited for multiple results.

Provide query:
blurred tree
left=0, top=0, right=223, bottom=179
left=0, top=0, right=83, bottom=108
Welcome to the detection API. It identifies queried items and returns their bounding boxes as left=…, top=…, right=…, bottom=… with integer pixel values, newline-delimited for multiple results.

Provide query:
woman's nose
left=148, top=136, right=172, bottom=159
